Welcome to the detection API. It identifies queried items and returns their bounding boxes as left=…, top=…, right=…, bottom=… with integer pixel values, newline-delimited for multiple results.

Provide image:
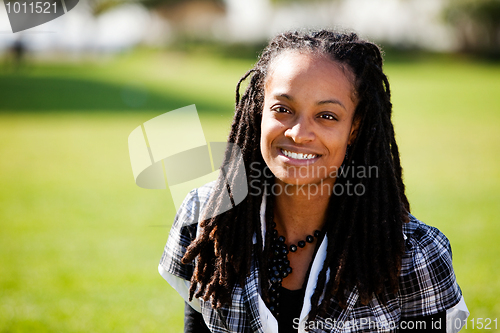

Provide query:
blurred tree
left=148, top=0, right=225, bottom=40
left=87, top=0, right=126, bottom=16
left=269, top=0, right=332, bottom=5
left=444, top=0, right=500, bottom=55
left=83, top=0, right=225, bottom=45
left=140, top=0, right=223, bottom=9
left=86, top=0, right=223, bottom=16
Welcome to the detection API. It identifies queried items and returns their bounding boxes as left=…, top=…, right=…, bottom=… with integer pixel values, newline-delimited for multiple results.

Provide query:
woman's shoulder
left=174, top=181, right=217, bottom=225
left=166, top=181, right=217, bottom=253
left=399, top=214, right=462, bottom=316
left=185, top=180, right=217, bottom=205
left=402, top=214, right=452, bottom=255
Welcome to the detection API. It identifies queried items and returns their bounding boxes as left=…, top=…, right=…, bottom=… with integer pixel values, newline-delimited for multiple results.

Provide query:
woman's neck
left=273, top=179, right=332, bottom=244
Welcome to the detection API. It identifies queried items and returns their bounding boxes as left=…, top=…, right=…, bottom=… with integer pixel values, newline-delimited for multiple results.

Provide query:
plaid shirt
left=159, top=182, right=469, bottom=332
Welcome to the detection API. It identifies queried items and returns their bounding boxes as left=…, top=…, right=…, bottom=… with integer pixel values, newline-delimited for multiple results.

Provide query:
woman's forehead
left=264, top=50, right=358, bottom=104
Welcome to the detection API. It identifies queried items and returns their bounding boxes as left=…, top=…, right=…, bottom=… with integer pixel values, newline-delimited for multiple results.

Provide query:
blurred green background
left=0, top=46, right=499, bottom=332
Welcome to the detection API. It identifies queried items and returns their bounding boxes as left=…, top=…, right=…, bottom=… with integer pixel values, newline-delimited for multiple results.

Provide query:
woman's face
left=260, top=51, right=359, bottom=187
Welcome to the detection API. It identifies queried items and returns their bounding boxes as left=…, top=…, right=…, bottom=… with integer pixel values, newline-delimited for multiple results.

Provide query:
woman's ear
left=348, top=117, right=360, bottom=145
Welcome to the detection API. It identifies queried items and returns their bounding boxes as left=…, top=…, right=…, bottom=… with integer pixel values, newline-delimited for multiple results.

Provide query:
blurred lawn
left=0, top=50, right=499, bottom=332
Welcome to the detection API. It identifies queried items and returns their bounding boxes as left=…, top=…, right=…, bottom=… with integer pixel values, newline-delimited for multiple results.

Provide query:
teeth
left=281, top=149, right=317, bottom=160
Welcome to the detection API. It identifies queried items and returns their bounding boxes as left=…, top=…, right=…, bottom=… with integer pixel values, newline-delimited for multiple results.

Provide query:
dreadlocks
left=181, top=29, right=410, bottom=320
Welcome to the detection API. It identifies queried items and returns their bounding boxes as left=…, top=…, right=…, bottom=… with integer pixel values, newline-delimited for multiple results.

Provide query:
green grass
left=0, top=51, right=499, bottom=332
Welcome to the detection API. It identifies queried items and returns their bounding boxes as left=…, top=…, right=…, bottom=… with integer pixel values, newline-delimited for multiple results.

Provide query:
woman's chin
left=274, top=176, right=335, bottom=188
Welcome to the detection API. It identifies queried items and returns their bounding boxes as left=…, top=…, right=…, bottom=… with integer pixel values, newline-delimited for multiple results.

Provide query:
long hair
left=182, top=30, right=410, bottom=319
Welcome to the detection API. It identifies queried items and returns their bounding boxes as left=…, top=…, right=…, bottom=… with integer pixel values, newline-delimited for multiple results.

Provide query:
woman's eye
left=320, top=113, right=337, bottom=121
left=273, top=107, right=290, bottom=113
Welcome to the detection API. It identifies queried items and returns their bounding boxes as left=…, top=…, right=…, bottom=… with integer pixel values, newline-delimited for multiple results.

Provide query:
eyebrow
left=274, top=93, right=347, bottom=111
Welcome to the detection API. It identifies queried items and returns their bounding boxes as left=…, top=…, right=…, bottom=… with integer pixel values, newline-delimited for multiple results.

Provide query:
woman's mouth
left=280, top=148, right=319, bottom=160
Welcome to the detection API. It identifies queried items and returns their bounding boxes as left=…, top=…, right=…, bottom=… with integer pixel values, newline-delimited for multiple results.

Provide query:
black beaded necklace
left=267, top=219, right=321, bottom=317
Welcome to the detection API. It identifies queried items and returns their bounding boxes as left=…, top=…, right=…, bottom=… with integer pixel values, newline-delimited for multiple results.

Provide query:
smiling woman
left=158, top=30, right=469, bottom=333
left=261, top=51, right=358, bottom=188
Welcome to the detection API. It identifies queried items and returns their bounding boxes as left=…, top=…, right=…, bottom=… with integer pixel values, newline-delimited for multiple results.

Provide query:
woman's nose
left=284, top=118, right=315, bottom=143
